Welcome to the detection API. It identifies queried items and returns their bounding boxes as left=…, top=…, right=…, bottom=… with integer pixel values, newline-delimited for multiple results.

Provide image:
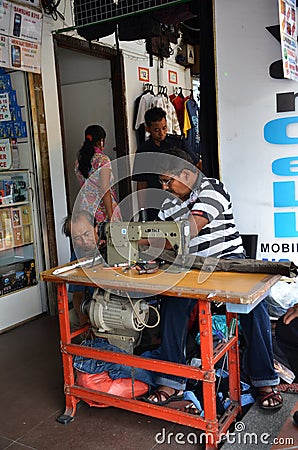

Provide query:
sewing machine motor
left=82, top=289, right=157, bottom=352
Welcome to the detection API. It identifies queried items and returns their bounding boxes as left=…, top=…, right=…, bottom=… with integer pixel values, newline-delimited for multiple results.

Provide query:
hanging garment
left=183, top=98, right=200, bottom=160
left=152, top=93, right=181, bottom=135
left=171, top=93, right=189, bottom=131
left=134, top=91, right=155, bottom=131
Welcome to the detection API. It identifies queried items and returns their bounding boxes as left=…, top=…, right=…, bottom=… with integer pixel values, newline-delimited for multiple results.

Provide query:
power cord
left=125, top=291, right=161, bottom=329
left=41, top=0, right=65, bottom=21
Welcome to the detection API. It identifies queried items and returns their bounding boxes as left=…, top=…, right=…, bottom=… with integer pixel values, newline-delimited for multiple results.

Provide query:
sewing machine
left=105, top=219, right=190, bottom=265
left=82, top=219, right=190, bottom=351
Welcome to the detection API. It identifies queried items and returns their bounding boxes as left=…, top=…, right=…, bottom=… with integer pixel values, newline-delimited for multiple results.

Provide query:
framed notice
left=138, top=67, right=149, bottom=82
left=168, top=70, right=178, bottom=84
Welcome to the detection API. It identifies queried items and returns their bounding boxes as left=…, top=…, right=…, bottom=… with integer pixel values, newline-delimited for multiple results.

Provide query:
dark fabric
left=276, top=316, right=298, bottom=382
left=154, top=250, right=298, bottom=278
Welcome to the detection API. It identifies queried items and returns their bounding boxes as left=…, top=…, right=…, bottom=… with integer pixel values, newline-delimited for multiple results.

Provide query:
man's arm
left=188, top=213, right=209, bottom=238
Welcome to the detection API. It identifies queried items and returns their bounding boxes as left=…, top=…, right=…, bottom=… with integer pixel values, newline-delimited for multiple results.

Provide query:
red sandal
left=259, top=387, right=283, bottom=411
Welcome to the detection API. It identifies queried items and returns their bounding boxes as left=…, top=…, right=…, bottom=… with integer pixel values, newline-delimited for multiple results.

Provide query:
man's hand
left=283, top=303, right=298, bottom=325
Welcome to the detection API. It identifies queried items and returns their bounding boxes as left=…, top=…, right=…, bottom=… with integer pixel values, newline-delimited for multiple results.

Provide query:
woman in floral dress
left=74, top=124, right=121, bottom=223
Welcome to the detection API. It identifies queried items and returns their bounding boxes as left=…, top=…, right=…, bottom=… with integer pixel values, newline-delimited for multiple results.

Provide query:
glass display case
left=0, top=170, right=37, bottom=296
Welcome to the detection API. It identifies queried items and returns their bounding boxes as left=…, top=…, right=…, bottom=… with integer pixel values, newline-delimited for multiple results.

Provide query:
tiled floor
left=0, top=315, right=206, bottom=450
left=1, top=315, right=297, bottom=450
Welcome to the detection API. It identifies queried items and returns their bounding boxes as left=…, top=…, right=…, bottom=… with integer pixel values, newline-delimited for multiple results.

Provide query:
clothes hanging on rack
left=134, top=87, right=155, bottom=147
left=151, top=92, right=181, bottom=136
left=170, top=89, right=189, bottom=132
left=183, top=97, right=200, bottom=161
left=134, top=85, right=181, bottom=145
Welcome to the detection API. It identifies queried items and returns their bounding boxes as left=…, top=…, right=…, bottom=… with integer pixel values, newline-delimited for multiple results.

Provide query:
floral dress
left=74, top=147, right=121, bottom=223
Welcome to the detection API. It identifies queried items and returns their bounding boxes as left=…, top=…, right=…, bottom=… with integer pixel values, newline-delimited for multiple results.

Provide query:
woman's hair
left=77, top=124, right=106, bottom=179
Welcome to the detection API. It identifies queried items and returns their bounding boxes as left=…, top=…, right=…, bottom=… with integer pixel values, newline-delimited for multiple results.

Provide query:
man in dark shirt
left=132, top=107, right=200, bottom=220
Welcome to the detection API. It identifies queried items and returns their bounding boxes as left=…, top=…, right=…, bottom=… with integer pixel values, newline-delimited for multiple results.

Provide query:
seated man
left=275, top=303, right=298, bottom=382
left=62, top=210, right=100, bottom=327
left=143, top=147, right=282, bottom=410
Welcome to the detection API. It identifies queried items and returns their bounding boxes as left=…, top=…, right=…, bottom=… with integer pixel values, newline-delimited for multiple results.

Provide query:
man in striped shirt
left=144, top=147, right=283, bottom=411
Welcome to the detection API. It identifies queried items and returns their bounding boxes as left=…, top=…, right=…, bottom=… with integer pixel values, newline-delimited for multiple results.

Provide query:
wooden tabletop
left=40, top=262, right=281, bottom=305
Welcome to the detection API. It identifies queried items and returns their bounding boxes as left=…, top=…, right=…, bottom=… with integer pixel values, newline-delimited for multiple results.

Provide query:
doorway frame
left=53, top=33, right=131, bottom=214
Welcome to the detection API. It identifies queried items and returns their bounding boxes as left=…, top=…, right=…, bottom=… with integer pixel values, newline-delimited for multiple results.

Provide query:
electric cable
left=124, top=291, right=161, bottom=329
left=41, top=0, right=65, bottom=21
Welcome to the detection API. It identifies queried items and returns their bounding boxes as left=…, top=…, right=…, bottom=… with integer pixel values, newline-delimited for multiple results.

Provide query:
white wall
left=215, top=0, right=298, bottom=263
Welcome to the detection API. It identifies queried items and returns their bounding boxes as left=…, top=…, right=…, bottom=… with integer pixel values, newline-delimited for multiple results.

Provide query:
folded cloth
left=157, top=250, right=298, bottom=278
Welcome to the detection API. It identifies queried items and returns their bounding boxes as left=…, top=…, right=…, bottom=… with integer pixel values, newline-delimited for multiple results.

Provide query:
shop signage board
left=215, top=0, right=298, bottom=264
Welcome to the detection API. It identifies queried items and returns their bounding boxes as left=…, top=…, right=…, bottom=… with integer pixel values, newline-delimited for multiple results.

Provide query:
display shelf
left=0, top=201, right=28, bottom=208
left=0, top=170, right=37, bottom=296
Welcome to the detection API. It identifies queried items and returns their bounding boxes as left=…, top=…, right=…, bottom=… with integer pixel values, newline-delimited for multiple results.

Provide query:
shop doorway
left=53, top=34, right=131, bottom=217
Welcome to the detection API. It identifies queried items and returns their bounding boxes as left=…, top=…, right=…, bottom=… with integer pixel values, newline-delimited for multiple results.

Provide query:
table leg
left=226, top=312, right=241, bottom=405
left=56, top=282, right=79, bottom=424
left=198, top=299, right=218, bottom=448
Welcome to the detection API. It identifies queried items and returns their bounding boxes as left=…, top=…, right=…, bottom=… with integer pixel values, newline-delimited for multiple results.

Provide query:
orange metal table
left=41, top=264, right=280, bottom=449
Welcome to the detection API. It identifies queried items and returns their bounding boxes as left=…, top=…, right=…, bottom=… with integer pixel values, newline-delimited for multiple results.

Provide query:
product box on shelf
left=21, top=205, right=31, bottom=224
left=0, top=258, right=37, bottom=295
left=22, top=224, right=32, bottom=244
left=13, top=226, right=23, bottom=246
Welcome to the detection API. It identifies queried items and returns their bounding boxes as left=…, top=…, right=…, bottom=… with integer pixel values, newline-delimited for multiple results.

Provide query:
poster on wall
left=0, top=1, right=11, bottom=35
left=0, top=138, right=11, bottom=169
left=0, top=92, right=10, bottom=120
left=9, top=37, right=40, bottom=73
left=278, top=0, right=298, bottom=80
left=0, top=34, right=9, bottom=67
left=9, top=4, right=42, bottom=43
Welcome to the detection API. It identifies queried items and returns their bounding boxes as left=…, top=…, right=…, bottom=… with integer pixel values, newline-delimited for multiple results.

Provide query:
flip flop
left=142, top=388, right=184, bottom=406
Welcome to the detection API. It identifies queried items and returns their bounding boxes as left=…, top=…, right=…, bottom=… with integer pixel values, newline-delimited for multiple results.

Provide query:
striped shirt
left=158, top=176, right=244, bottom=258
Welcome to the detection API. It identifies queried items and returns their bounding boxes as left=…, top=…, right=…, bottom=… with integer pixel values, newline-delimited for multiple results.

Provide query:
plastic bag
left=76, top=370, right=149, bottom=408
left=266, top=280, right=298, bottom=318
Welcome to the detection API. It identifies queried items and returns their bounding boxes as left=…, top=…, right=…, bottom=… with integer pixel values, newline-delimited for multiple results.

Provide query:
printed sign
left=0, top=92, right=10, bottom=121
left=9, top=37, right=41, bottom=73
left=0, top=1, right=11, bottom=35
left=9, top=4, right=42, bottom=43
left=0, top=138, right=11, bottom=169
left=0, top=34, right=9, bottom=67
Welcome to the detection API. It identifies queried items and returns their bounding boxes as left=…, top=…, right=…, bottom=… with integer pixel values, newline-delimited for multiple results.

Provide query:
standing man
left=132, top=107, right=200, bottom=221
